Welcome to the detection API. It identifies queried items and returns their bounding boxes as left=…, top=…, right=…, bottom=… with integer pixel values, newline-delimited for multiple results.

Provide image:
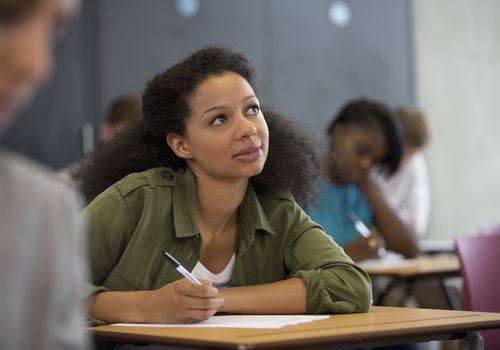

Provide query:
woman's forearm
left=89, top=290, right=151, bottom=323
left=89, top=279, right=222, bottom=324
left=219, top=278, right=307, bottom=314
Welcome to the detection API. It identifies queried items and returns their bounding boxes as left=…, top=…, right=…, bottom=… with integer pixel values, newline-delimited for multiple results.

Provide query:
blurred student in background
left=371, top=105, right=430, bottom=237
left=308, top=98, right=419, bottom=262
left=0, top=0, right=89, bottom=349
left=59, top=94, right=142, bottom=183
left=98, top=94, right=142, bottom=144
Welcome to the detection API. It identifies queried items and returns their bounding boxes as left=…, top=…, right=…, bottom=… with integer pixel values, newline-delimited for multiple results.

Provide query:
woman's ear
left=166, top=133, right=192, bottom=159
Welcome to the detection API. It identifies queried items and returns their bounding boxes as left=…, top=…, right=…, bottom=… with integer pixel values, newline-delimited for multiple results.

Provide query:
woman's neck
left=195, top=174, right=248, bottom=233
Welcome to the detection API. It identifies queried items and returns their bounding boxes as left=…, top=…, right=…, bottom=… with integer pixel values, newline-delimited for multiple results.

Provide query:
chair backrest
left=455, top=233, right=500, bottom=349
left=479, top=222, right=500, bottom=236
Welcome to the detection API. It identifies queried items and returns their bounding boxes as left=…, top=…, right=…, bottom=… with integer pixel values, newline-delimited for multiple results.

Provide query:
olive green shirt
left=84, top=167, right=372, bottom=322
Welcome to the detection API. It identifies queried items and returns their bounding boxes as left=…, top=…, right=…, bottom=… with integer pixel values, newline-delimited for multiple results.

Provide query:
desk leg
left=458, top=331, right=484, bottom=350
left=375, top=278, right=399, bottom=305
left=375, top=278, right=415, bottom=307
left=400, top=277, right=415, bottom=307
left=440, top=279, right=461, bottom=310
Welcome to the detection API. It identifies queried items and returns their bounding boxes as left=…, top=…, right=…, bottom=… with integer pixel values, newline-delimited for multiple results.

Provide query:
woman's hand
left=143, top=279, right=224, bottom=324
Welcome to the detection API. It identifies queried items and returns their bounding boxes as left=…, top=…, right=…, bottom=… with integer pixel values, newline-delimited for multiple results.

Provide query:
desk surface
left=359, top=255, right=460, bottom=278
left=89, top=306, right=500, bottom=349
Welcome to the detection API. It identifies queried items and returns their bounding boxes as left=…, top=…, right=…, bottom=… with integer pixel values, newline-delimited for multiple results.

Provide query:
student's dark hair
left=105, top=94, right=142, bottom=125
left=75, top=46, right=321, bottom=207
left=395, top=105, right=429, bottom=149
left=326, top=98, right=403, bottom=176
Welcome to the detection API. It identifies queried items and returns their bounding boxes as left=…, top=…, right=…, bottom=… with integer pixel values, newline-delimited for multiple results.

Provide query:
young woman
left=308, top=99, right=419, bottom=262
left=77, top=47, right=372, bottom=325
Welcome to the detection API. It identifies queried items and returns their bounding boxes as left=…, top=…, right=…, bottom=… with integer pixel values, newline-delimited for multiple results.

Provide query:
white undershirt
left=191, top=254, right=235, bottom=288
left=371, top=152, right=430, bottom=237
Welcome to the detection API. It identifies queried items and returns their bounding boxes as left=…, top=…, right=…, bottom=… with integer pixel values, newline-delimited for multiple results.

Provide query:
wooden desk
left=360, top=255, right=461, bottom=309
left=89, top=306, right=500, bottom=349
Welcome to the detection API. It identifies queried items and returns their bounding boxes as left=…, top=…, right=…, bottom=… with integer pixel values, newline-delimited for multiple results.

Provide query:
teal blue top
left=308, top=179, right=373, bottom=246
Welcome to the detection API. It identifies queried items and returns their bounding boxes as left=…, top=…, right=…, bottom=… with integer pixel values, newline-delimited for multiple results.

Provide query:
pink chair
left=455, top=233, right=500, bottom=349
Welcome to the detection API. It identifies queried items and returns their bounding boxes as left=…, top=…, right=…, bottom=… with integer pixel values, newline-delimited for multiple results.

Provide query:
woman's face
left=167, top=71, right=269, bottom=182
left=0, top=0, right=78, bottom=134
left=328, top=124, right=387, bottom=184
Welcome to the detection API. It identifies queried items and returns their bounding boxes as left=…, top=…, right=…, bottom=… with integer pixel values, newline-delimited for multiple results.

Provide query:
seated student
left=370, top=105, right=430, bottom=237
left=76, top=47, right=372, bottom=327
left=308, top=98, right=419, bottom=262
left=0, top=0, right=89, bottom=349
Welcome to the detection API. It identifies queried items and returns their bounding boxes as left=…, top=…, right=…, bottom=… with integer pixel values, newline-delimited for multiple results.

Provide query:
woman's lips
left=233, top=145, right=262, bottom=162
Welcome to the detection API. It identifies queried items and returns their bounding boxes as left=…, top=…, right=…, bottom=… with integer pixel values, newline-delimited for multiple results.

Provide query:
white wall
left=413, top=0, right=500, bottom=237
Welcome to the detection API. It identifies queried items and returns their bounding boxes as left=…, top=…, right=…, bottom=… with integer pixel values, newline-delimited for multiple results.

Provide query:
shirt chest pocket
left=106, top=242, right=172, bottom=291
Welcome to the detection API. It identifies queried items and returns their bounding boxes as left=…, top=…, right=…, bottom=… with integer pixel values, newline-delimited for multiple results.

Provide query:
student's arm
left=218, top=278, right=306, bottom=314
left=358, top=177, right=419, bottom=258
left=89, top=279, right=223, bottom=324
left=281, top=197, right=372, bottom=314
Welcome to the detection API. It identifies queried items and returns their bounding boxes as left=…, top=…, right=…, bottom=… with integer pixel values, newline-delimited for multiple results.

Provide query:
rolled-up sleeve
left=285, top=201, right=372, bottom=313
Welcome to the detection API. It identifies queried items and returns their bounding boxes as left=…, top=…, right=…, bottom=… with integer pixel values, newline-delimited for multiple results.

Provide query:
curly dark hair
left=326, top=98, right=403, bottom=176
left=74, top=46, right=321, bottom=207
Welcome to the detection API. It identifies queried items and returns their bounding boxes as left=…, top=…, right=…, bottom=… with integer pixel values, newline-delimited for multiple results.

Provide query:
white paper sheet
left=111, top=315, right=330, bottom=329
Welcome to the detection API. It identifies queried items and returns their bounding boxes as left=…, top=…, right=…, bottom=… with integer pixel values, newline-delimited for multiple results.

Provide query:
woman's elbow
left=353, top=284, right=372, bottom=312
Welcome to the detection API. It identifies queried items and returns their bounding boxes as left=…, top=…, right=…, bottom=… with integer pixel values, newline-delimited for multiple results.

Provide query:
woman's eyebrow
left=202, top=105, right=225, bottom=116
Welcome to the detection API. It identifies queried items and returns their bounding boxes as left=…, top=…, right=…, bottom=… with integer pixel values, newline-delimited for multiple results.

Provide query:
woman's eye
left=247, top=104, right=260, bottom=115
left=210, top=115, right=227, bottom=126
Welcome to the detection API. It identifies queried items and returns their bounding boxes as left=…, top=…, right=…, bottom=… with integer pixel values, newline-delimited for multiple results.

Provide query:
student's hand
left=145, top=279, right=223, bottom=323
left=357, top=175, right=376, bottom=194
left=344, top=231, right=383, bottom=262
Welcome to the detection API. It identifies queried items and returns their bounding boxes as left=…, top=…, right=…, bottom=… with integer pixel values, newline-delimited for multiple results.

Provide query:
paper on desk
left=111, top=315, right=329, bottom=329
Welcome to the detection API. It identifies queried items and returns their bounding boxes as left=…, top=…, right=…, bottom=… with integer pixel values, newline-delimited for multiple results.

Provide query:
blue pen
left=163, top=251, right=202, bottom=285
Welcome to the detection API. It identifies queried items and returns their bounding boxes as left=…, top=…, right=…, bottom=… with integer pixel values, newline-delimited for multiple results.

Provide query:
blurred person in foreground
left=0, top=0, right=89, bottom=349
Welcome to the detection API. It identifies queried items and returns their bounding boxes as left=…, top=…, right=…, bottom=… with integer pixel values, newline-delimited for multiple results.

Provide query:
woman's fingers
left=178, top=293, right=224, bottom=311
left=174, top=279, right=219, bottom=298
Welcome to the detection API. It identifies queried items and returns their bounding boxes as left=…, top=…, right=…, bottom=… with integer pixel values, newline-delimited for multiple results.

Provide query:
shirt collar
left=172, top=168, right=276, bottom=239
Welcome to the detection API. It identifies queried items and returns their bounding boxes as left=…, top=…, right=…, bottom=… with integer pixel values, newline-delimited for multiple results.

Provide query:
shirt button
left=160, top=170, right=174, bottom=181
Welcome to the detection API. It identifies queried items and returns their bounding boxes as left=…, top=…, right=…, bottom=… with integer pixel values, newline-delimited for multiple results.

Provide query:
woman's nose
left=235, top=115, right=257, bottom=139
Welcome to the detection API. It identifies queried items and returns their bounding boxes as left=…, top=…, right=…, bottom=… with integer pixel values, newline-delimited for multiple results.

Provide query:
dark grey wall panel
left=1, top=0, right=414, bottom=167
left=269, top=0, right=414, bottom=138
left=98, top=0, right=267, bottom=117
